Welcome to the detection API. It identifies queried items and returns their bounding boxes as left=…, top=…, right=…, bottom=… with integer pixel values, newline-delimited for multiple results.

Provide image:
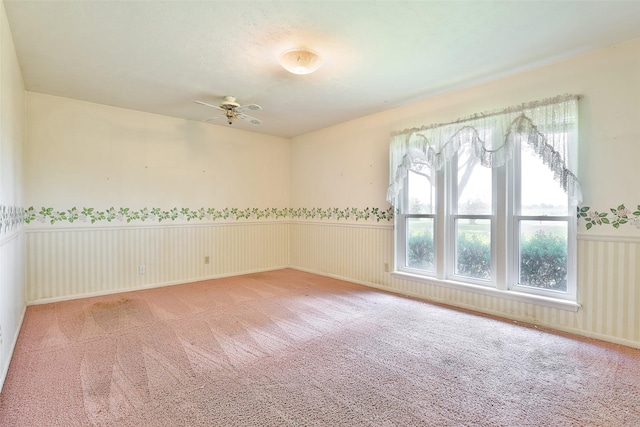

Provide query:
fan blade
left=203, top=116, right=222, bottom=122
left=193, top=100, right=224, bottom=111
left=236, top=104, right=262, bottom=113
left=237, top=113, right=262, bottom=125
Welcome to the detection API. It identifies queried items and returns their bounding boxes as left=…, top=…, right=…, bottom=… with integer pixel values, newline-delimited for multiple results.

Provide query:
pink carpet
left=1, top=268, right=639, bottom=426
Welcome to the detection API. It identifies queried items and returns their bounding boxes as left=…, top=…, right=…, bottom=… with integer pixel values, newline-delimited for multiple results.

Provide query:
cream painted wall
left=24, top=93, right=293, bottom=308
left=290, top=123, right=390, bottom=208
left=26, top=93, right=291, bottom=210
left=291, top=37, right=640, bottom=237
left=23, top=87, right=386, bottom=310
left=290, top=38, right=640, bottom=348
left=0, top=1, right=26, bottom=392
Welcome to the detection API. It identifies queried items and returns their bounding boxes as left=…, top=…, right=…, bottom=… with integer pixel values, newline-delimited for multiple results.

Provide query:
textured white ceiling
left=4, top=1, right=640, bottom=138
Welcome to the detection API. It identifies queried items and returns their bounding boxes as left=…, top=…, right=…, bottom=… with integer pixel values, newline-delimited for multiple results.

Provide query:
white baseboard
left=27, top=266, right=290, bottom=306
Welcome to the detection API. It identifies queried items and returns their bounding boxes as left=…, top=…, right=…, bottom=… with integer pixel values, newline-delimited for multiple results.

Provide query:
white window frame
left=396, top=170, right=438, bottom=277
left=507, top=138, right=577, bottom=301
left=395, top=140, right=577, bottom=305
left=445, top=150, right=498, bottom=287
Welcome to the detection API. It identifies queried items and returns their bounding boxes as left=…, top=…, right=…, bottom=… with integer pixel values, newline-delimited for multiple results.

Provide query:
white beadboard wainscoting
left=0, top=231, right=26, bottom=391
left=289, top=221, right=394, bottom=288
left=577, top=235, right=639, bottom=345
left=24, top=220, right=640, bottom=348
left=26, top=221, right=290, bottom=303
left=289, top=221, right=640, bottom=349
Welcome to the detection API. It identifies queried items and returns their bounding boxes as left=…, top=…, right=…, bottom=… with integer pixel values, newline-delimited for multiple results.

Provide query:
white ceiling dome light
left=279, top=48, right=323, bottom=75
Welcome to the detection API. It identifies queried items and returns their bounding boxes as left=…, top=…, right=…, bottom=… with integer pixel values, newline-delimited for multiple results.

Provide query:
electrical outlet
left=384, top=262, right=389, bottom=272
left=138, top=264, right=146, bottom=275
left=204, top=256, right=210, bottom=264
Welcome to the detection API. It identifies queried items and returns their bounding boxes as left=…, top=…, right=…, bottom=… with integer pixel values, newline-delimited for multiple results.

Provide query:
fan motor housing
left=221, top=96, right=240, bottom=110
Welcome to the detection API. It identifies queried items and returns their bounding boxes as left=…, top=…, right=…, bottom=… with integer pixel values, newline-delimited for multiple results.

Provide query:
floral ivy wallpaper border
left=24, top=206, right=395, bottom=225
left=13, top=204, right=640, bottom=230
left=577, top=204, right=640, bottom=229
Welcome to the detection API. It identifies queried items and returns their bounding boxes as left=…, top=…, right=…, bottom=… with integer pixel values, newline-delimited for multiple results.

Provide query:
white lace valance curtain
left=387, top=94, right=582, bottom=207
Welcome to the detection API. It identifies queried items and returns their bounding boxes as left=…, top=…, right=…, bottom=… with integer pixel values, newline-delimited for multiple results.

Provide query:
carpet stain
left=91, top=297, right=154, bottom=332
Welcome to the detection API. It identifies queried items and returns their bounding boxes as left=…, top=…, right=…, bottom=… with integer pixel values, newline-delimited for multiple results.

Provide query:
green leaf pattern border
left=4, top=204, right=639, bottom=230
left=577, top=204, right=640, bottom=230
left=23, top=206, right=395, bottom=225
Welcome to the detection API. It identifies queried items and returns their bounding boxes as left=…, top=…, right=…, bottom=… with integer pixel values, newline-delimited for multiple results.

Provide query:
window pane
left=455, top=219, right=491, bottom=280
left=519, top=220, right=567, bottom=291
left=407, top=169, right=434, bottom=214
left=457, top=144, right=491, bottom=215
left=521, top=142, right=568, bottom=216
left=406, top=218, right=434, bottom=271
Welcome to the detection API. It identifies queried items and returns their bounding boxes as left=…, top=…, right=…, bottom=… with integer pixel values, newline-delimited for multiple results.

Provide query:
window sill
left=391, top=271, right=581, bottom=312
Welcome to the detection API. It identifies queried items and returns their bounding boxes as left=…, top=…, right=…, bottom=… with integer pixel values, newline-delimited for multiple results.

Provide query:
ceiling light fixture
left=279, top=48, right=323, bottom=75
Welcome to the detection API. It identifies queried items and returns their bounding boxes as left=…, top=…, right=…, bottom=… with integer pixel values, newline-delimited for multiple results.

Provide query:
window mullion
left=507, top=139, right=520, bottom=291
left=436, top=166, right=446, bottom=280
left=495, top=163, right=506, bottom=291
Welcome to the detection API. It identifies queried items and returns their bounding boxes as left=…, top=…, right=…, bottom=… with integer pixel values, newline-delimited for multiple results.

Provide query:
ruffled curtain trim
left=387, top=94, right=582, bottom=206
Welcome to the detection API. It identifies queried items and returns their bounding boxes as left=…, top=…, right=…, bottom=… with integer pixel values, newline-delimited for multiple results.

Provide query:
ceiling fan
left=193, top=96, right=262, bottom=125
